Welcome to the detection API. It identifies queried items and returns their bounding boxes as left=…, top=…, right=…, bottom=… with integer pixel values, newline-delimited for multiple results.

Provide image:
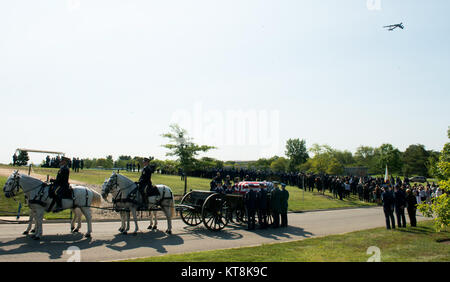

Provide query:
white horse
left=101, top=172, right=175, bottom=235
left=3, top=171, right=102, bottom=240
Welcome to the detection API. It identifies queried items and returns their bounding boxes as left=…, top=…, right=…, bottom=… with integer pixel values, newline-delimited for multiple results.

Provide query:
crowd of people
left=205, top=169, right=445, bottom=231
left=209, top=172, right=289, bottom=231
left=41, top=155, right=84, bottom=172
left=126, top=162, right=141, bottom=172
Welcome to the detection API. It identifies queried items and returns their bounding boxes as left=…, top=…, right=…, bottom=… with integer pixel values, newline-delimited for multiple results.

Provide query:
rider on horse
left=137, top=157, right=157, bottom=208
left=48, top=157, right=71, bottom=212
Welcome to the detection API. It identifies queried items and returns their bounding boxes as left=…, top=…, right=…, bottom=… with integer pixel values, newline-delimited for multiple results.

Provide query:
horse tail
left=90, top=189, right=102, bottom=208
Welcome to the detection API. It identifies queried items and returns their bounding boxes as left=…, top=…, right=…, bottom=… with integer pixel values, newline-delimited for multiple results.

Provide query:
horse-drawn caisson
left=2, top=169, right=276, bottom=239
left=178, top=181, right=275, bottom=231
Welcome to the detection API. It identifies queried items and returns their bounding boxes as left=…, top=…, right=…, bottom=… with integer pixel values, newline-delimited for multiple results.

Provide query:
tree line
left=67, top=140, right=439, bottom=178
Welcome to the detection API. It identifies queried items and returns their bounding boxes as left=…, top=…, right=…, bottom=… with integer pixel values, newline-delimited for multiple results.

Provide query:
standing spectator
left=394, top=186, right=407, bottom=228
left=80, top=159, right=84, bottom=170
left=137, top=163, right=140, bottom=172
left=344, top=181, right=351, bottom=198
left=419, top=187, right=427, bottom=204
left=382, top=186, right=396, bottom=230
left=280, top=183, right=289, bottom=227
left=405, top=189, right=417, bottom=227
left=12, top=153, right=17, bottom=166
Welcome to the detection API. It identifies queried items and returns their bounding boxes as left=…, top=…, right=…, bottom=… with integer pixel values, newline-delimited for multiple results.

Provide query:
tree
left=374, top=144, right=403, bottom=175
left=304, top=144, right=343, bottom=175
left=354, top=146, right=378, bottom=173
left=16, top=151, right=29, bottom=166
left=162, top=124, right=216, bottom=195
left=285, top=138, right=309, bottom=172
left=402, top=144, right=430, bottom=177
left=418, top=128, right=449, bottom=231
left=270, top=157, right=289, bottom=173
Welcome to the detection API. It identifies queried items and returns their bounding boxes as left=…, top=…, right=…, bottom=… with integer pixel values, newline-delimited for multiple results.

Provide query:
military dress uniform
left=257, top=188, right=268, bottom=229
left=271, top=184, right=281, bottom=228
left=382, top=188, right=396, bottom=229
left=280, top=184, right=289, bottom=227
left=245, top=189, right=258, bottom=230
left=138, top=160, right=155, bottom=207
left=49, top=160, right=70, bottom=212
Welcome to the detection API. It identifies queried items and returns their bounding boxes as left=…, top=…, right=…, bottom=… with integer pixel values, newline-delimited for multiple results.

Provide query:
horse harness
left=29, top=184, right=89, bottom=209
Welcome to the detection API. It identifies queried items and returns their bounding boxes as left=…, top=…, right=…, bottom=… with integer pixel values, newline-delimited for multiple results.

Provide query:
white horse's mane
left=17, top=173, right=44, bottom=191
left=115, top=173, right=135, bottom=190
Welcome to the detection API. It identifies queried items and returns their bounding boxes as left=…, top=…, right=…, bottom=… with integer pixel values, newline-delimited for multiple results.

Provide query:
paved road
left=0, top=207, right=426, bottom=262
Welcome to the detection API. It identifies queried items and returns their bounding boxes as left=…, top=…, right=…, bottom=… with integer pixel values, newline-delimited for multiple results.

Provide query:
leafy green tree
left=253, top=157, right=278, bottom=170
left=285, top=138, right=309, bottom=171
left=332, top=150, right=355, bottom=166
left=418, top=128, right=449, bottom=231
left=270, top=157, right=289, bottom=173
left=96, top=157, right=113, bottom=169
left=374, top=143, right=403, bottom=175
left=427, top=150, right=443, bottom=179
left=16, top=151, right=29, bottom=166
left=402, top=144, right=430, bottom=177
left=354, top=146, right=378, bottom=173
left=162, top=124, right=216, bottom=194
left=327, top=157, right=345, bottom=175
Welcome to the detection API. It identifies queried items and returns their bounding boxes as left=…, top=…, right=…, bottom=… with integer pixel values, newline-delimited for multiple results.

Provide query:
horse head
left=3, top=171, right=21, bottom=198
left=102, top=172, right=118, bottom=200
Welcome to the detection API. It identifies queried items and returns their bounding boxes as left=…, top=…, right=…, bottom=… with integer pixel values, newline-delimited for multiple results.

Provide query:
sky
left=0, top=0, right=449, bottom=165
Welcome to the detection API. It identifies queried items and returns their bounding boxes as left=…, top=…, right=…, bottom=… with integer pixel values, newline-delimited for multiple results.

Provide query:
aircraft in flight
left=383, top=23, right=405, bottom=31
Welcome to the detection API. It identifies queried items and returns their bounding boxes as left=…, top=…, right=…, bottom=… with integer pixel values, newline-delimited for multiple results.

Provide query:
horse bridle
left=4, top=173, right=20, bottom=198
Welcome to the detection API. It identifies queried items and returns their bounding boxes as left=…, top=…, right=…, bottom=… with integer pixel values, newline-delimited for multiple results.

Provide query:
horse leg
left=148, top=211, right=153, bottom=230
left=70, top=209, right=77, bottom=232
left=24, top=209, right=35, bottom=235
left=79, top=207, right=92, bottom=238
left=123, top=211, right=130, bottom=234
left=163, top=206, right=172, bottom=234
left=76, top=208, right=82, bottom=231
left=152, top=211, right=158, bottom=230
left=131, top=208, right=139, bottom=235
left=118, top=211, right=124, bottom=232
left=32, top=208, right=44, bottom=240
left=72, top=208, right=82, bottom=233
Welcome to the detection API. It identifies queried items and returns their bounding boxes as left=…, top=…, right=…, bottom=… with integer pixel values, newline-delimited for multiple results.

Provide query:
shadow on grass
left=396, top=225, right=436, bottom=235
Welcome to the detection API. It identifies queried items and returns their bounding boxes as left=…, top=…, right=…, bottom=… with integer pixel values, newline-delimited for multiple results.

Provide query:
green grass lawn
left=1, top=165, right=375, bottom=217
left=124, top=220, right=450, bottom=262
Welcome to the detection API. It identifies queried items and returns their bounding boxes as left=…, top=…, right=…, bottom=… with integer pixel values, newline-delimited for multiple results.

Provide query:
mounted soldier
left=137, top=157, right=156, bottom=208
left=48, top=157, right=71, bottom=212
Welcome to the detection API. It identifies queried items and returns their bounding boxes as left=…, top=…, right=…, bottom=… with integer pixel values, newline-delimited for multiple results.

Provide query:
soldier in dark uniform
left=137, top=157, right=155, bottom=208
left=257, top=184, right=268, bottom=229
left=280, top=183, right=289, bottom=227
left=245, top=188, right=258, bottom=230
left=271, top=182, right=281, bottom=228
left=48, top=157, right=71, bottom=212
left=405, top=188, right=417, bottom=227
left=382, top=186, right=396, bottom=229
left=394, top=186, right=407, bottom=228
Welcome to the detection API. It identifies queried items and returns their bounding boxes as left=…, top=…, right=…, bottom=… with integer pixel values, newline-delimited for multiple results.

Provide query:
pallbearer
left=280, top=183, right=289, bottom=227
